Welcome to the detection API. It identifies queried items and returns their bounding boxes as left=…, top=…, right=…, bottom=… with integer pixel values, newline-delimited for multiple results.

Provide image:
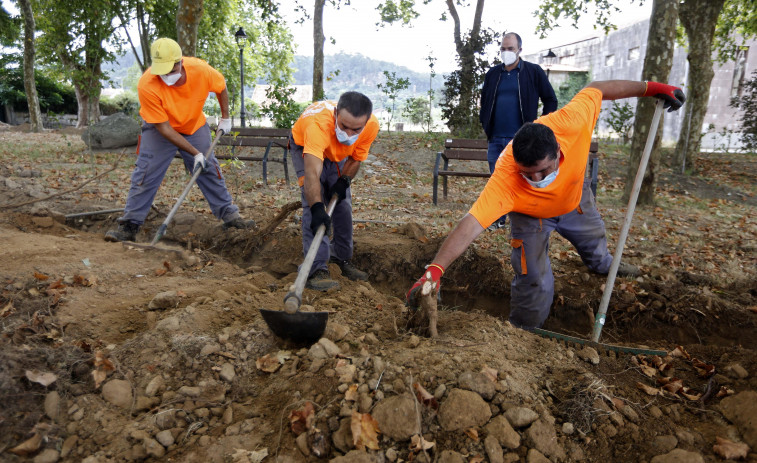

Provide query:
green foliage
left=0, top=4, right=20, bottom=46
left=556, top=72, right=590, bottom=108
left=730, top=70, right=757, bottom=151
left=534, top=0, right=639, bottom=38
left=375, top=0, right=420, bottom=26
left=377, top=70, right=411, bottom=131
left=714, top=0, right=757, bottom=62
left=262, top=81, right=308, bottom=129
left=402, top=97, right=431, bottom=130
left=0, top=67, right=77, bottom=113
left=100, top=92, right=140, bottom=116
left=440, top=28, right=495, bottom=138
left=606, top=101, right=635, bottom=145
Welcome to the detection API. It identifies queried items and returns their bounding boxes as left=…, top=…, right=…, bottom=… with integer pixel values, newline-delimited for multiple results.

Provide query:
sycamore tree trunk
left=673, top=0, right=726, bottom=172
left=18, top=0, right=43, bottom=132
left=177, top=0, right=204, bottom=57
left=623, top=0, right=679, bottom=205
left=313, top=0, right=325, bottom=101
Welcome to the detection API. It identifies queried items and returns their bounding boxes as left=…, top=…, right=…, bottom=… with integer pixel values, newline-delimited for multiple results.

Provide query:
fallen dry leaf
left=409, top=434, right=435, bottom=452
left=464, top=428, right=479, bottom=442
left=692, top=358, right=716, bottom=378
left=716, top=386, right=735, bottom=398
left=635, top=382, right=660, bottom=396
left=289, top=402, right=315, bottom=436
left=748, top=305, right=757, bottom=314
left=92, top=350, right=115, bottom=389
left=669, top=346, right=691, bottom=359
left=713, top=436, right=749, bottom=460
left=25, top=370, right=58, bottom=386
left=155, top=268, right=168, bottom=276
left=255, top=353, right=281, bottom=373
left=469, top=455, right=485, bottom=463
left=413, top=382, right=438, bottom=409
left=351, top=410, right=380, bottom=450
left=344, top=384, right=359, bottom=402
left=7, top=432, right=43, bottom=456
left=1, top=302, right=15, bottom=318
left=33, top=271, right=49, bottom=281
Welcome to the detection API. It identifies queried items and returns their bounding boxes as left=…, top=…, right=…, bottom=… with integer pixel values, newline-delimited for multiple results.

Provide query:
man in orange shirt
left=407, top=80, right=685, bottom=329
left=290, top=92, right=380, bottom=290
left=105, top=38, right=253, bottom=242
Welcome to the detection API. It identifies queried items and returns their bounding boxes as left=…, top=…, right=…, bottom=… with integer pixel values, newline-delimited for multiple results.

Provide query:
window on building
left=605, top=54, right=615, bottom=66
left=628, top=47, right=640, bottom=60
left=732, top=47, right=749, bottom=98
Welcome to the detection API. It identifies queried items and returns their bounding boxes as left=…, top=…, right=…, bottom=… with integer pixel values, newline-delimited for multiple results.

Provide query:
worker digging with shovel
left=289, top=92, right=380, bottom=290
left=407, top=80, right=685, bottom=330
left=105, top=38, right=254, bottom=242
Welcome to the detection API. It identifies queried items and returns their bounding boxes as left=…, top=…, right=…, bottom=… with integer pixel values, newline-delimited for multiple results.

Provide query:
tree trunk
left=74, top=87, right=90, bottom=129
left=623, top=0, right=679, bottom=205
left=312, top=0, right=326, bottom=101
left=673, top=0, right=725, bottom=172
left=18, top=0, right=43, bottom=132
left=176, top=0, right=204, bottom=57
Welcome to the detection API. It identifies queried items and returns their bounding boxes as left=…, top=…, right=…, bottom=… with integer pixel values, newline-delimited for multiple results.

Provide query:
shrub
left=730, top=70, right=757, bottom=152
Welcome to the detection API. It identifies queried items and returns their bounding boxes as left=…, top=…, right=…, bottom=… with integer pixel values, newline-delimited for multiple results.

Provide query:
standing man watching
left=479, top=32, right=558, bottom=230
left=290, top=92, right=380, bottom=291
left=105, top=38, right=253, bottom=242
left=408, top=80, right=685, bottom=330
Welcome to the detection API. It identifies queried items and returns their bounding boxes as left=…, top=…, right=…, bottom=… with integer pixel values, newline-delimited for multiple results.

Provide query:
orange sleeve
left=350, top=115, right=380, bottom=161
left=538, top=88, right=602, bottom=138
left=138, top=78, right=169, bottom=124
left=302, top=122, right=330, bottom=161
left=468, top=146, right=517, bottom=228
left=207, top=64, right=226, bottom=94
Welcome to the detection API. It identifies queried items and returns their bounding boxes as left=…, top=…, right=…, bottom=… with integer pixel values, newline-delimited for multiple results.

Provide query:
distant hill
left=104, top=50, right=443, bottom=104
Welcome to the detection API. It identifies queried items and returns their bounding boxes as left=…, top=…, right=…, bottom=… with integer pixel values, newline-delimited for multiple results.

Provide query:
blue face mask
left=522, top=168, right=559, bottom=188
left=335, top=117, right=360, bottom=146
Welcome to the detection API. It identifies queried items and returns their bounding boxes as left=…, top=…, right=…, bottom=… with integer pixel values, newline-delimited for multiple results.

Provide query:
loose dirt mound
left=1, top=131, right=756, bottom=462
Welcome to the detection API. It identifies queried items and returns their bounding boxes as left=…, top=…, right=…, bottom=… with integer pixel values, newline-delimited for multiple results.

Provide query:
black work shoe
left=104, top=221, right=140, bottom=242
left=330, top=257, right=368, bottom=281
left=617, top=262, right=641, bottom=278
left=223, top=217, right=256, bottom=230
left=306, top=269, right=340, bottom=291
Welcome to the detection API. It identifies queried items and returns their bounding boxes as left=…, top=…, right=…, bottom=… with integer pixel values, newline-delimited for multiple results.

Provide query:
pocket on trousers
left=134, top=157, right=150, bottom=186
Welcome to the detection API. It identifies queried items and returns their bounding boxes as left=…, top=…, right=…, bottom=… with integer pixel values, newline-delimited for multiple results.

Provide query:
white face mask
left=501, top=50, right=517, bottom=66
left=335, top=117, right=359, bottom=146
left=159, top=63, right=182, bottom=86
left=522, top=168, right=559, bottom=188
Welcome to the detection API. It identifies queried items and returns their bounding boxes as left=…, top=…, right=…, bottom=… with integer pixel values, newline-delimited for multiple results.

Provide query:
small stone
left=145, top=375, right=164, bottom=397
left=484, top=434, right=504, bottom=463
left=220, top=363, right=235, bottom=382
left=332, top=418, right=354, bottom=453
left=60, top=436, right=78, bottom=457
left=144, top=438, right=166, bottom=458
left=485, top=415, right=520, bottom=449
left=438, top=388, right=492, bottom=431
left=325, top=323, right=350, bottom=341
left=504, top=407, right=539, bottom=427
left=155, top=430, right=175, bottom=447
left=385, top=448, right=398, bottom=462
left=408, top=335, right=420, bottom=348
left=526, top=419, right=566, bottom=461
left=364, top=333, right=379, bottom=344
left=102, top=379, right=133, bottom=409
left=457, top=371, right=496, bottom=400
left=199, top=435, right=211, bottom=446
left=434, top=383, right=447, bottom=400
left=31, top=217, right=54, bottom=228
left=223, top=407, right=233, bottom=424
left=308, top=343, right=329, bottom=360
left=148, top=291, right=180, bottom=310
left=318, top=338, right=341, bottom=357
left=296, top=432, right=310, bottom=456
left=526, top=449, right=551, bottom=463
left=178, top=386, right=201, bottom=397
left=652, top=435, right=678, bottom=453
left=650, top=449, right=704, bottom=463
left=154, top=410, right=176, bottom=430
left=372, top=394, right=420, bottom=440
left=335, top=363, right=356, bottom=383
left=725, top=363, right=749, bottom=379
left=200, top=343, right=220, bottom=357
left=562, top=422, right=575, bottom=435
left=33, top=449, right=60, bottom=463
left=134, top=395, right=159, bottom=412
left=576, top=346, right=600, bottom=365
left=438, top=450, right=466, bottom=463
left=44, top=391, right=61, bottom=421
left=649, top=405, right=663, bottom=418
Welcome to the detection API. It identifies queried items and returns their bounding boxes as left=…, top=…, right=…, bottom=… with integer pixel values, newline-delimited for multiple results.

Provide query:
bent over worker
left=407, top=80, right=685, bottom=329
left=105, top=38, right=253, bottom=242
left=290, top=92, right=380, bottom=291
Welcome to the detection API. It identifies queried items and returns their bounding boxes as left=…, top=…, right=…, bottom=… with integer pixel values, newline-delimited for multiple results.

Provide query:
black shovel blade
left=259, top=309, right=328, bottom=345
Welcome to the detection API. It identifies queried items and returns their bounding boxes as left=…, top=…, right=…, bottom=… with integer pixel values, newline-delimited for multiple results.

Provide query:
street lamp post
left=234, top=27, right=248, bottom=128
left=544, top=49, right=557, bottom=79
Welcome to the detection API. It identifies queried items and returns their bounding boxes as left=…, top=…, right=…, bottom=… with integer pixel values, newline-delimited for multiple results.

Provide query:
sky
left=2, top=0, right=654, bottom=74
left=276, top=0, right=654, bottom=73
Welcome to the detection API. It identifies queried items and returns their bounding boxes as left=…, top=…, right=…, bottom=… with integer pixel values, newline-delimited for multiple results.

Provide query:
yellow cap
left=150, top=38, right=182, bottom=75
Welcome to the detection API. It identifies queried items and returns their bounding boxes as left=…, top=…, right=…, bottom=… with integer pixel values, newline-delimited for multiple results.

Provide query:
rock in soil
left=650, top=449, right=704, bottom=463
left=438, top=388, right=492, bottom=432
left=372, top=394, right=420, bottom=440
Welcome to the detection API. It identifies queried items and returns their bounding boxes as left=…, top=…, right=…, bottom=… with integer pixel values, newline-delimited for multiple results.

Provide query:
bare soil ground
left=0, top=127, right=756, bottom=463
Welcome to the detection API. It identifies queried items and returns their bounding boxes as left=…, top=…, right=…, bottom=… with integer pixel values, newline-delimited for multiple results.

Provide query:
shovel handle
left=149, top=132, right=224, bottom=246
left=592, top=99, right=664, bottom=342
left=284, top=196, right=338, bottom=313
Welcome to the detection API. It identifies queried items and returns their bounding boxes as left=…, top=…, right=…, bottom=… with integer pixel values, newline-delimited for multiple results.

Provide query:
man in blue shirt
left=479, top=32, right=558, bottom=229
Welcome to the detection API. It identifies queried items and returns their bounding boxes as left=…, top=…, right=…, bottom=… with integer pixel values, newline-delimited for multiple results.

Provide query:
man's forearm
left=341, top=158, right=361, bottom=179
left=155, top=121, right=201, bottom=155
left=303, top=153, right=324, bottom=206
left=217, top=88, right=230, bottom=119
left=432, top=214, right=485, bottom=268
left=587, top=80, right=646, bottom=101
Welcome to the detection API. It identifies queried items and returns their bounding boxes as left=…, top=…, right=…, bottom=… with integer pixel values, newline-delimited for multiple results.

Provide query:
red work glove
left=405, top=263, right=444, bottom=309
left=643, top=81, right=686, bottom=112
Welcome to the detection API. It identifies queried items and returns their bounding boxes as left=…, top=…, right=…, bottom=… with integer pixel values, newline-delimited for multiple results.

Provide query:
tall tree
left=35, top=0, right=118, bottom=128
left=624, top=0, right=679, bottom=204
left=177, top=0, right=204, bottom=56
left=313, top=0, right=326, bottom=100
left=674, top=0, right=756, bottom=171
left=17, top=0, right=43, bottom=132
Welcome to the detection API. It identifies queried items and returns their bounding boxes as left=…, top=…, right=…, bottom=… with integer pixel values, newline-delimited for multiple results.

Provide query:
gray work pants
left=289, top=136, right=354, bottom=277
left=508, top=178, right=612, bottom=329
left=120, top=123, right=239, bottom=225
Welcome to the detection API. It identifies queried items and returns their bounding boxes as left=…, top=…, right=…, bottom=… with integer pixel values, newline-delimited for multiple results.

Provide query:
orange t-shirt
left=138, top=57, right=226, bottom=135
left=469, top=87, right=603, bottom=227
left=291, top=101, right=380, bottom=163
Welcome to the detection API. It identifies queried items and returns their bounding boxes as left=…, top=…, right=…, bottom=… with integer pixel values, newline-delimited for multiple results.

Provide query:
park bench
left=216, top=127, right=291, bottom=185
left=432, top=139, right=600, bottom=205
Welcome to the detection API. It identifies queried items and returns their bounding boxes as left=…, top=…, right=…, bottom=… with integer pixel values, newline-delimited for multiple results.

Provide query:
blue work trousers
left=120, top=123, right=239, bottom=225
left=487, top=136, right=512, bottom=226
left=508, top=179, right=613, bottom=329
left=289, top=137, right=354, bottom=277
